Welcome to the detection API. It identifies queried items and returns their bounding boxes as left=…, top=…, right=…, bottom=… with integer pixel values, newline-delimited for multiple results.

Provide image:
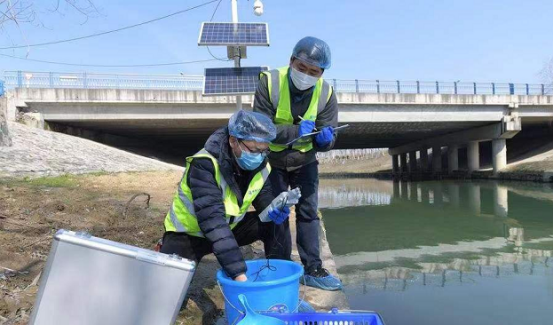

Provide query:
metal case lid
left=54, top=229, right=195, bottom=271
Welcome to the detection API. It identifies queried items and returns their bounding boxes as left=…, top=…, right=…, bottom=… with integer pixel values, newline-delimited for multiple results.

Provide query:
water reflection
left=319, top=178, right=393, bottom=208
left=322, top=179, right=552, bottom=325
left=321, top=179, right=553, bottom=289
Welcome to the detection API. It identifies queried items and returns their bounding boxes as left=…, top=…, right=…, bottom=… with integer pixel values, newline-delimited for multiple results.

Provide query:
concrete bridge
left=2, top=71, right=552, bottom=174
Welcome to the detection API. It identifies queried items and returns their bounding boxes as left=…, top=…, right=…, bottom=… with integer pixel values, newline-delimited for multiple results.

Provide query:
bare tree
left=539, top=58, right=553, bottom=94
left=0, top=0, right=100, bottom=29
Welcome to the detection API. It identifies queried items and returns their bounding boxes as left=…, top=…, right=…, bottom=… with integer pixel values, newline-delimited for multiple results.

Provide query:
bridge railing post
left=396, top=80, right=400, bottom=94
left=473, top=82, right=477, bottom=95
left=509, top=83, right=514, bottom=95
left=376, top=80, right=380, bottom=94
left=416, top=81, right=420, bottom=94
left=541, top=84, right=545, bottom=95
left=17, top=71, right=23, bottom=88
left=83, top=73, right=88, bottom=89
left=454, top=82, right=458, bottom=95
left=436, top=81, right=439, bottom=94
left=525, top=83, right=529, bottom=95
left=49, top=72, right=54, bottom=88
left=333, top=79, right=337, bottom=90
left=355, top=79, right=359, bottom=93
left=492, top=82, right=496, bottom=95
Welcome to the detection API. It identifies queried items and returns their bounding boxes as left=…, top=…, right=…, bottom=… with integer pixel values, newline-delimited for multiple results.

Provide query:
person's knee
left=295, top=198, right=319, bottom=222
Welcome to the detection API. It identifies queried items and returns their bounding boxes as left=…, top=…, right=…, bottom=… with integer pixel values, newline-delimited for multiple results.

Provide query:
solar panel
left=203, top=67, right=268, bottom=96
left=198, top=22, right=269, bottom=46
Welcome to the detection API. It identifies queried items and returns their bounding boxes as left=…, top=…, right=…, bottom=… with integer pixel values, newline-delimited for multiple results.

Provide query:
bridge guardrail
left=3, top=71, right=552, bottom=96
left=0, top=80, right=4, bottom=97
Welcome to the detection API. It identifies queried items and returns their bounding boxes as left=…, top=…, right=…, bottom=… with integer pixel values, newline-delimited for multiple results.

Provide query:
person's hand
left=299, top=120, right=316, bottom=137
left=268, top=205, right=290, bottom=225
left=315, top=126, right=334, bottom=147
left=234, top=274, right=248, bottom=282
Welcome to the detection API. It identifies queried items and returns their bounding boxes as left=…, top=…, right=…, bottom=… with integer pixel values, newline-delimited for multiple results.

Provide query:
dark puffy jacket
left=253, top=71, right=339, bottom=171
left=186, top=127, right=274, bottom=278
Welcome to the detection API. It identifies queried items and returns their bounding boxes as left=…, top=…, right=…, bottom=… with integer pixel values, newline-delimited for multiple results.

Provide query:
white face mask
left=290, top=67, right=319, bottom=91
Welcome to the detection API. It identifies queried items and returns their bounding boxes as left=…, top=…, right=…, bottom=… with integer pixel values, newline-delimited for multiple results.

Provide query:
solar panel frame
left=198, top=22, right=270, bottom=46
left=202, top=66, right=269, bottom=96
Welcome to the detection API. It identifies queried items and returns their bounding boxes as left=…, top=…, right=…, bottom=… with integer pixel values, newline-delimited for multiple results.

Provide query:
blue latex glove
left=299, top=120, right=316, bottom=137
left=268, top=206, right=290, bottom=225
left=315, top=126, right=334, bottom=147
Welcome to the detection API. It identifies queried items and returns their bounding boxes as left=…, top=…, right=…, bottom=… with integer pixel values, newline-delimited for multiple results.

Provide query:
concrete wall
left=0, top=96, right=11, bottom=146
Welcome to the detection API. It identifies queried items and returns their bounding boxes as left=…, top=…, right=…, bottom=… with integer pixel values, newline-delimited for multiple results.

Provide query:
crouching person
left=161, top=110, right=290, bottom=281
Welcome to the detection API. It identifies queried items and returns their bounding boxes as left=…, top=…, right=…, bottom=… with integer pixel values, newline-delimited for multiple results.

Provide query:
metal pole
left=231, top=0, right=242, bottom=111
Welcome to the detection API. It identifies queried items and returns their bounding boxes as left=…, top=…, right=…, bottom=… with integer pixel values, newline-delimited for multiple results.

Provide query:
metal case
left=29, top=230, right=195, bottom=325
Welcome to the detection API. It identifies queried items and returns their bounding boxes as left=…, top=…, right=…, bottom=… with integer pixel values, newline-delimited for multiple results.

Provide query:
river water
left=320, top=179, right=553, bottom=325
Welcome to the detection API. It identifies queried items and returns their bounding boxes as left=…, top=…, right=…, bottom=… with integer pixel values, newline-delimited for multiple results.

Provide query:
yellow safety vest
left=164, top=149, right=271, bottom=237
left=261, top=66, right=333, bottom=153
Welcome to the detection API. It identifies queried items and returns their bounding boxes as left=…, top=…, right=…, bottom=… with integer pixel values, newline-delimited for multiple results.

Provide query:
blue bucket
left=216, top=259, right=303, bottom=325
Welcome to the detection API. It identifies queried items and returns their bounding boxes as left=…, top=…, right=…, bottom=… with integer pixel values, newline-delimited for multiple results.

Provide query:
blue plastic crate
left=261, top=309, right=385, bottom=325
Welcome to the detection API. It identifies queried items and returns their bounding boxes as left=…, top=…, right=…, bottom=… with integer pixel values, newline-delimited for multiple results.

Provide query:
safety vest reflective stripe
left=263, top=66, right=333, bottom=153
left=164, top=149, right=271, bottom=237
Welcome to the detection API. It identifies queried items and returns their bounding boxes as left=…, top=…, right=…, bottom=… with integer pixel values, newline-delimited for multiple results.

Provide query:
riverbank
left=0, top=171, right=347, bottom=324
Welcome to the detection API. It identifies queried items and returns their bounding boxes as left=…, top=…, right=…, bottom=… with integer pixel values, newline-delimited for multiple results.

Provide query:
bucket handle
left=292, top=273, right=307, bottom=313
left=216, top=280, right=245, bottom=325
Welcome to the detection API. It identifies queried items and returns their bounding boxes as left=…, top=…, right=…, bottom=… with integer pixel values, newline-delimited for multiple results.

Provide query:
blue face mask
left=235, top=142, right=265, bottom=171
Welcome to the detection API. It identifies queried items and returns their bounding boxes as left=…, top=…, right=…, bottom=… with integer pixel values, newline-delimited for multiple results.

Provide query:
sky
left=0, top=0, right=552, bottom=83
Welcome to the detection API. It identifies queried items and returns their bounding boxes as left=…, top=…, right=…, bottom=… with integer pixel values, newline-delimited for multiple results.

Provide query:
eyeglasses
left=239, top=141, right=270, bottom=156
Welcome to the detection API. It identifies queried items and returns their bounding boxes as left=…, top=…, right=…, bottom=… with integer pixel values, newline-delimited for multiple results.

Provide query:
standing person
left=253, top=36, right=342, bottom=290
left=161, top=110, right=290, bottom=282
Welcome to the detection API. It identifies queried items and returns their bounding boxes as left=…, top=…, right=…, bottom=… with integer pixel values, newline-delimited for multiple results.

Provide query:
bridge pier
left=447, top=145, right=459, bottom=173
left=408, top=151, right=418, bottom=173
left=467, top=141, right=480, bottom=172
left=400, top=153, right=408, bottom=173
left=420, top=148, right=429, bottom=172
left=432, top=146, right=442, bottom=173
left=492, top=139, right=507, bottom=174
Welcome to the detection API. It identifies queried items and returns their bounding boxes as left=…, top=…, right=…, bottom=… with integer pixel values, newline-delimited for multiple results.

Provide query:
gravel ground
left=0, top=122, right=182, bottom=178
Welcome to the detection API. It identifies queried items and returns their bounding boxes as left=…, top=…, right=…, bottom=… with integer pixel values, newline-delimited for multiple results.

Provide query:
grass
left=22, top=174, right=78, bottom=187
